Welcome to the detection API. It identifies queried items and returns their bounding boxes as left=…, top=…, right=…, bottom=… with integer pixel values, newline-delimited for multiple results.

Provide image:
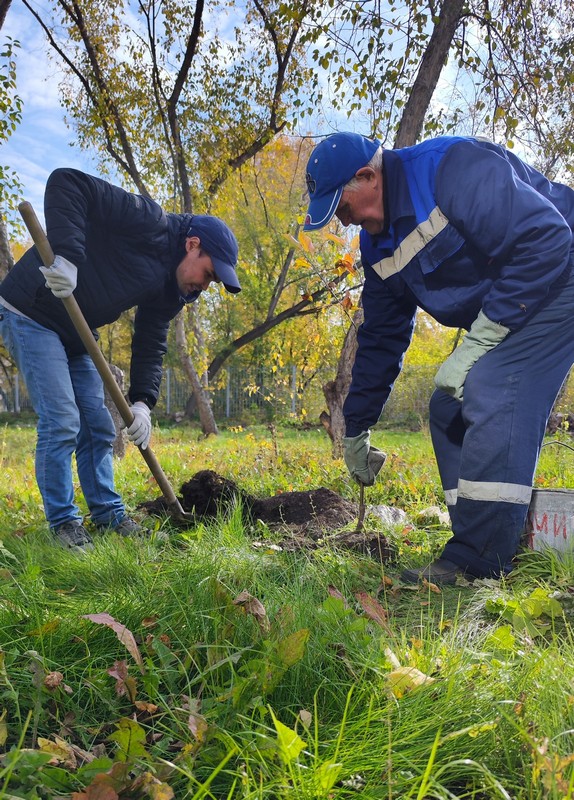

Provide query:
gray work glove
left=434, top=310, right=510, bottom=401
left=39, top=255, right=78, bottom=298
left=126, top=401, right=152, bottom=449
left=343, top=430, right=387, bottom=486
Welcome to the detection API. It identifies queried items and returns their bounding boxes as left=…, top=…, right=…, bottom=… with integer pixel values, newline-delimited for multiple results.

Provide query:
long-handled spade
left=18, top=200, right=194, bottom=525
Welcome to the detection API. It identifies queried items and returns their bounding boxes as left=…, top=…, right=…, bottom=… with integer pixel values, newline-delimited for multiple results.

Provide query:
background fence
left=3, top=362, right=572, bottom=429
left=0, top=363, right=439, bottom=429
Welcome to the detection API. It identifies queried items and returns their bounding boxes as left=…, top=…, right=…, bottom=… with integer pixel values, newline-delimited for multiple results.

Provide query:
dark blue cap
left=303, top=132, right=380, bottom=231
left=187, top=215, right=241, bottom=293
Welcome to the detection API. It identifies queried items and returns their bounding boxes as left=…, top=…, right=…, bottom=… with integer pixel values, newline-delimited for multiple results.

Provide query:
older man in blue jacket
left=0, top=168, right=240, bottom=551
left=304, top=132, right=574, bottom=583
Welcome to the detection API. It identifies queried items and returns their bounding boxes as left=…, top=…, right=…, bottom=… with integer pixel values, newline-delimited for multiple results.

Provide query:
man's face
left=176, top=237, right=220, bottom=297
left=335, top=167, right=385, bottom=235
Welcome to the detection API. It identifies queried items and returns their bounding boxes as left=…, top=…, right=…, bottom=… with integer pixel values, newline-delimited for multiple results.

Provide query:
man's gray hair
left=344, top=145, right=383, bottom=191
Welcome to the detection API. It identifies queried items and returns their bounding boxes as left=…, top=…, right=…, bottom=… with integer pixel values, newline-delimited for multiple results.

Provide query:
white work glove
left=434, top=310, right=510, bottom=401
left=343, top=430, right=386, bottom=486
left=39, top=255, right=78, bottom=298
left=126, top=401, right=152, bottom=449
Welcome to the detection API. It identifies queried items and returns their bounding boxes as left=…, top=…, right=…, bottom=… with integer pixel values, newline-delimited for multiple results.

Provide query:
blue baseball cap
left=303, top=132, right=381, bottom=231
left=187, top=215, right=241, bottom=293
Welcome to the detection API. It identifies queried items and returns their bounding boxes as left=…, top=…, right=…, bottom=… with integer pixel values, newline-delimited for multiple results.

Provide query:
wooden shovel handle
left=18, top=200, right=184, bottom=512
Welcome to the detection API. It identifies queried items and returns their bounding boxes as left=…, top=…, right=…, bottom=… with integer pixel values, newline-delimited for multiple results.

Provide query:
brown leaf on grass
left=72, top=786, right=119, bottom=800
left=107, top=660, right=137, bottom=703
left=422, top=579, right=442, bottom=594
left=71, top=764, right=132, bottom=800
left=233, top=591, right=270, bottom=634
left=44, top=671, right=73, bottom=694
left=135, top=700, right=159, bottom=714
left=188, top=711, right=209, bottom=743
left=355, top=592, right=393, bottom=636
left=377, top=576, right=395, bottom=592
left=327, top=586, right=347, bottom=604
left=83, top=613, right=144, bottom=673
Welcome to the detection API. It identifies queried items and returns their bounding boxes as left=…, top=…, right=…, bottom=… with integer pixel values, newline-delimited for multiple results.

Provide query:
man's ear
left=355, top=166, right=377, bottom=183
left=185, top=235, right=201, bottom=252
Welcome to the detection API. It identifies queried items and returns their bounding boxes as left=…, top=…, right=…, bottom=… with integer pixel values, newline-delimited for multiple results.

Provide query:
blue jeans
left=0, top=304, right=126, bottom=529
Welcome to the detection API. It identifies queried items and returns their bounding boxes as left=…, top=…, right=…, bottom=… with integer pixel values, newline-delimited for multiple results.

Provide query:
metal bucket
left=524, top=488, right=574, bottom=552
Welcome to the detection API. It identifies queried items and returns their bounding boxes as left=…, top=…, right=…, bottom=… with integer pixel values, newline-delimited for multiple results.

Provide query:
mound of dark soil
left=139, top=470, right=393, bottom=561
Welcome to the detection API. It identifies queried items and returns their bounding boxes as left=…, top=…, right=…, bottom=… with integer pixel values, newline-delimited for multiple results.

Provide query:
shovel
left=346, top=450, right=395, bottom=562
left=355, top=483, right=367, bottom=534
left=18, top=200, right=193, bottom=525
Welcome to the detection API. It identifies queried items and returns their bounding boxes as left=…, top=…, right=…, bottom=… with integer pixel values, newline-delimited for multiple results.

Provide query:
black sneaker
left=52, top=521, right=94, bottom=552
left=401, top=558, right=467, bottom=586
left=110, top=516, right=142, bottom=537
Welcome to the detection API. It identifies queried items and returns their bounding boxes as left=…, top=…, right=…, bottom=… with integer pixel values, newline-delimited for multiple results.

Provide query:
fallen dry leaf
left=44, top=671, right=73, bottom=694
left=83, top=612, right=144, bottom=673
left=233, top=591, right=270, bottom=634
left=187, top=711, right=209, bottom=743
left=135, top=700, right=159, bottom=714
left=355, top=591, right=393, bottom=636
left=107, top=660, right=137, bottom=703
left=422, top=579, right=442, bottom=594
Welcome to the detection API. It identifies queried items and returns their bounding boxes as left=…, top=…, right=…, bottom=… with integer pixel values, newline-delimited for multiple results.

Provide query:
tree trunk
left=394, top=0, right=467, bottom=149
left=0, top=0, right=13, bottom=31
left=104, top=362, right=127, bottom=458
left=0, top=215, right=14, bottom=279
left=174, top=311, right=218, bottom=435
left=320, top=307, right=363, bottom=457
left=322, top=0, right=466, bottom=457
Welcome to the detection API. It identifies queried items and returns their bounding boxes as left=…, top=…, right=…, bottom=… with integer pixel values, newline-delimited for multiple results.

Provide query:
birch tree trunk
left=319, top=307, right=363, bottom=457
left=0, top=216, right=13, bottom=279
left=175, top=311, right=218, bottom=435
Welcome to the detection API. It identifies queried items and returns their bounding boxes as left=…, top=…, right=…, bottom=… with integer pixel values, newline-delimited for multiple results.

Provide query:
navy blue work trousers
left=429, top=264, right=574, bottom=577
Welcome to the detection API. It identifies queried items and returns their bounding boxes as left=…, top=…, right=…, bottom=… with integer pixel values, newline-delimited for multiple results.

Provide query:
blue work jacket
left=344, top=136, right=574, bottom=436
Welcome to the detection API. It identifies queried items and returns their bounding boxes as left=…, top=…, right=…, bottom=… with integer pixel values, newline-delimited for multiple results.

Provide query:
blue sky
left=3, top=3, right=103, bottom=224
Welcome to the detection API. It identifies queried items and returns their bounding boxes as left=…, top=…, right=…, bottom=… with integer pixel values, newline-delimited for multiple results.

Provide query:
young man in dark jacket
left=0, top=168, right=240, bottom=551
left=304, top=132, right=574, bottom=584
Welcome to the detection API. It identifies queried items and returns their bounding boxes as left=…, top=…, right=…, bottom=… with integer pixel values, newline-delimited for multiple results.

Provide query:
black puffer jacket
left=1, top=168, right=194, bottom=408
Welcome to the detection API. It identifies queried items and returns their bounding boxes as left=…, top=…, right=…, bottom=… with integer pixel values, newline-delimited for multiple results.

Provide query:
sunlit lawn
left=1, top=419, right=574, bottom=798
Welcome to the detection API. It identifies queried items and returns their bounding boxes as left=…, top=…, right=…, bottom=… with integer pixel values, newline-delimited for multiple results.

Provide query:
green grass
left=1, top=422, right=574, bottom=798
